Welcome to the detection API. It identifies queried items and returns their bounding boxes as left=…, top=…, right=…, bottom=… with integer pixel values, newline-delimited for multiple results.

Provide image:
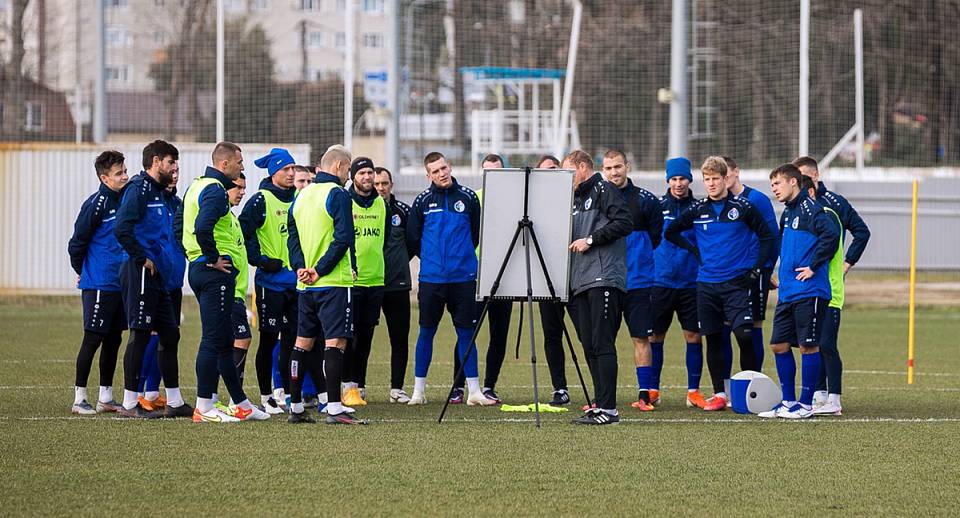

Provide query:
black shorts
left=297, top=287, right=354, bottom=340
left=120, top=260, right=180, bottom=330
left=651, top=286, right=699, bottom=335
left=621, top=288, right=653, bottom=338
left=81, top=289, right=126, bottom=334
left=232, top=297, right=252, bottom=340
left=353, top=286, right=385, bottom=327
left=771, top=297, right=828, bottom=347
left=750, top=269, right=773, bottom=322
left=255, top=284, right=298, bottom=333
left=417, top=281, right=477, bottom=329
left=696, top=280, right=753, bottom=335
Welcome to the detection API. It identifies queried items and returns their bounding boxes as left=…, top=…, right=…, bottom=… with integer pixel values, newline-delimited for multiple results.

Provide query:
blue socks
left=139, top=335, right=161, bottom=393
left=774, top=351, right=797, bottom=402
left=721, top=324, right=733, bottom=379
left=454, top=326, right=479, bottom=378
left=685, top=342, right=702, bottom=390
left=414, top=326, right=438, bottom=377
left=650, top=342, right=664, bottom=390
left=752, top=326, right=765, bottom=371
left=799, top=352, right=822, bottom=406
left=272, top=341, right=282, bottom=389
left=635, top=366, right=651, bottom=391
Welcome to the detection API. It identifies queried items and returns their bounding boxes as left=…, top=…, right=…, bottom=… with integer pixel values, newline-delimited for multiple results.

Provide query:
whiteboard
left=477, top=168, right=574, bottom=302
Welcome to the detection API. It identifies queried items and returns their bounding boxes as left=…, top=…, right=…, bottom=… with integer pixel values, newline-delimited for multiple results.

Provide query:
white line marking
left=1, top=416, right=959, bottom=424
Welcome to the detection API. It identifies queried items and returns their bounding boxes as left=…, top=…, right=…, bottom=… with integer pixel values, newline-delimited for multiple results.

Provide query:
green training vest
left=227, top=213, right=249, bottom=298
left=182, top=177, right=245, bottom=267
left=824, top=207, right=845, bottom=310
left=256, top=189, right=292, bottom=270
left=291, top=182, right=354, bottom=290
left=352, top=195, right=387, bottom=287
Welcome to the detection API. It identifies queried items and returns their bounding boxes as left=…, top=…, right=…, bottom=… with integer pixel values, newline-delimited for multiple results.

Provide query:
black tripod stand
left=438, top=167, right=592, bottom=427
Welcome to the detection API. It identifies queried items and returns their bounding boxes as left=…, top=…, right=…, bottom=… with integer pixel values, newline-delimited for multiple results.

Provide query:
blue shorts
left=255, top=284, right=298, bottom=333
left=120, top=260, right=180, bottom=330
left=696, top=280, right=753, bottom=335
left=232, top=298, right=252, bottom=340
left=81, top=289, right=126, bottom=334
left=771, top=297, right=829, bottom=347
left=621, top=288, right=653, bottom=338
left=297, top=288, right=354, bottom=340
left=417, top=281, right=477, bottom=329
left=651, top=286, right=699, bottom=335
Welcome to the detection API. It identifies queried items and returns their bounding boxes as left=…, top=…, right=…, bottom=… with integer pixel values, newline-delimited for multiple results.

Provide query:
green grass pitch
left=1, top=296, right=958, bottom=516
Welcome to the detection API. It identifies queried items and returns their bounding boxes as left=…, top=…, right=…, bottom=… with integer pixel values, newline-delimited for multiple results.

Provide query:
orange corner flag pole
left=907, top=180, right=918, bottom=384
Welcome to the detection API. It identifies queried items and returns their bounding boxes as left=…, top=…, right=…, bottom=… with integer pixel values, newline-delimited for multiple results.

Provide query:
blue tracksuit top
left=777, top=194, right=841, bottom=303
left=406, top=178, right=480, bottom=284
left=664, top=192, right=775, bottom=284
left=738, top=184, right=780, bottom=270
left=654, top=188, right=699, bottom=289
left=816, top=182, right=871, bottom=266
left=239, top=177, right=298, bottom=292
left=115, top=171, right=181, bottom=289
left=162, top=188, right=185, bottom=290
left=619, top=179, right=663, bottom=290
left=68, top=183, right=128, bottom=291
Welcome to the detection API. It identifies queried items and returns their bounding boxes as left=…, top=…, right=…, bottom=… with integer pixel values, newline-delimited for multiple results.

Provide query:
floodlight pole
left=216, top=0, right=225, bottom=142
left=799, top=0, right=810, bottom=156
left=854, top=8, right=865, bottom=174
left=387, top=0, right=401, bottom=173
left=93, top=0, right=106, bottom=143
left=667, top=0, right=687, bottom=158
left=555, top=0, right=582, bottom=158
left=344, top=0, right=356, bottom=150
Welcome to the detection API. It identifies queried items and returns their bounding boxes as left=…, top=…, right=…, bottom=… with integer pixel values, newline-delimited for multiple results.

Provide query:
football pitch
left=1, top=293, right=958, bottom=516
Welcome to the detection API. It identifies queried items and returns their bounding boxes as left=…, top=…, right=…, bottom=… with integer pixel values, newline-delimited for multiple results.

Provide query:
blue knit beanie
left=665, top=157, right=692, bottom=182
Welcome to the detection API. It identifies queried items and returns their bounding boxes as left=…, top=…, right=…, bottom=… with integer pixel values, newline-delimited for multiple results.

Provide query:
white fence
left=0, top=143, right=310, bottom=294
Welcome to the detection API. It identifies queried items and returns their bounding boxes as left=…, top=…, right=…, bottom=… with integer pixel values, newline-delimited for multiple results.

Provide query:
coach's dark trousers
left=569, top=287, right=622, bottom=410
left=189, top=263, right=246, bottom=403
left=538, top=300, right=568, bottom=392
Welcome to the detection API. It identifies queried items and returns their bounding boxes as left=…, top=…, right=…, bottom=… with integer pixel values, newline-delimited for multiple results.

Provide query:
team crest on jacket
left=392, top=214, right=401, bottom=226
left=454, top=200, right=465, bottom=213
left=792, top=216, right=799, bottom=229
left=727, top=207, right=739, bottom=220
left=584, top=198, right=593, bottom=210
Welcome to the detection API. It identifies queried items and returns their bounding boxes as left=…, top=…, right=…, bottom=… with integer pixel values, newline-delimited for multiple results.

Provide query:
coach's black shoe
left=288, top=411, right=316, bottom=424
left=325, top=412, right=367, bottom=425
left=117, top=403, right=163, bottom=419
left=571, top=408, right=619, bottom=426
left=448, top=388, right=465, bottom=404
left=163, top=402, right=194, bottom=419
left=549, top=389, right=571, bottom=406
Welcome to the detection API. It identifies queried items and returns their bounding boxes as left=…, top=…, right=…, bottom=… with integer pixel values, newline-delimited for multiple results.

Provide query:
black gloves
left=260, top=257, right=284, bottom=273
left=734, top=268, right=761, bottom=289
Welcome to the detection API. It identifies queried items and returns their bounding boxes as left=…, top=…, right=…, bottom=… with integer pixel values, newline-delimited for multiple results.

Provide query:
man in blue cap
left=651, top=157, right=708, bottom=409
left=239, top=147, right=302, bottom=414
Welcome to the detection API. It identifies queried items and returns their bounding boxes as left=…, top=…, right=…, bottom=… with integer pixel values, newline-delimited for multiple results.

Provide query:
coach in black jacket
left=563, top=150, right=632, bottom=425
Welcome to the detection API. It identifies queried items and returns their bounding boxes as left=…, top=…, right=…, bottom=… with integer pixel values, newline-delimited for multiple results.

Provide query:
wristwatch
left=586, top=235, right=594, bottom=246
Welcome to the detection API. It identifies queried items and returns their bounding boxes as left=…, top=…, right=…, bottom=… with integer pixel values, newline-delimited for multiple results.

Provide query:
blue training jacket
left=115, top=171, right=181, bottom=290
left=68, top=183, right=128, bottom=291
left=777, top=194, right=840, bottom=303
left=654, top=188, right=699, bottom=289
left=816, top=182, right=871, bottom=266
left=406, top=178, right=480, bottom=284
left=739, top=184, right=780, bottom=270
left=619, top=179, right=663, bottom=290
left=163, top=188, right=185, bottom=290
left=664, top=192, right=775, bottom=284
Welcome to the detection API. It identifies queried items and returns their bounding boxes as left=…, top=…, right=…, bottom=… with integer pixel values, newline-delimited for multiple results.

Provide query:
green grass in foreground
left=0, top=297, right=958, bottom=516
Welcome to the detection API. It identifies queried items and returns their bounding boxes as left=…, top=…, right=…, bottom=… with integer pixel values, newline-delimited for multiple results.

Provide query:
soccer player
left=665, top=156, right=774, bottom=411
left=115, top=140, right=192, bottom=419
left=287, top=145, right=362, bottom=424
left=240, top=148, right=299, bottom=414
left=724, top=155, right=780, bottom=371
left=293, top=165, right=315, bottom=191
left=792, top=156, right=871, bottom=415
left=535, top=154, right=572, bottom=405
left=342, top=157, right=389, bottom=406
left=406, top=152, right=492, bottom=406
left=650, top=157, right=708, bottom=409
left=759, top=163, right=839, bottom=419
left=68, top=150, right=129, bottom=415
left=181, top=142, right=268, bottom=423
left=450, top=153, right=511, bottom=404
left=374, top=166, right=414, bottom=403
left=225, top=174, right=260, bottom=410
left=601, top=149, right=663, bottom=412
left=564, top=150, right=632, bottom=425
